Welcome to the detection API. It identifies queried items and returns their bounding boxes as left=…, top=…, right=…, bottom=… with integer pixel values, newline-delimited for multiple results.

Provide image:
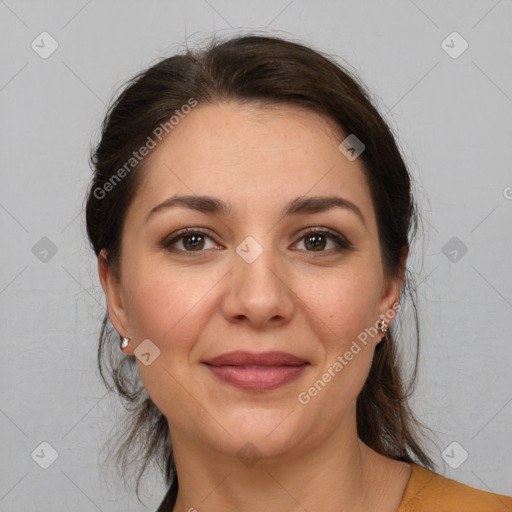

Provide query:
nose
left=220, top=239, right=295, bottom=329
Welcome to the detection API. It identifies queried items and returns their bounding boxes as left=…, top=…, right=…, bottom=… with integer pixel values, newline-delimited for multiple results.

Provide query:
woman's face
left=100, top=102, right=404, bottom=461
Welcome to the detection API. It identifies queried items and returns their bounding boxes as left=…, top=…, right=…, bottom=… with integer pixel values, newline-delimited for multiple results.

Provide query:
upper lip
left=203, top=351, right=308, bottom=366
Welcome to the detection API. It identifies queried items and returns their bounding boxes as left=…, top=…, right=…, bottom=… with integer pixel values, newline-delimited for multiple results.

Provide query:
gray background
left=1, top=0, right=511, bottom=510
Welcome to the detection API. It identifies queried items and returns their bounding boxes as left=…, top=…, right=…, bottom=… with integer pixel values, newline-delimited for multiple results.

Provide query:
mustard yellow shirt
left=398, top=463, right=512, bottom=512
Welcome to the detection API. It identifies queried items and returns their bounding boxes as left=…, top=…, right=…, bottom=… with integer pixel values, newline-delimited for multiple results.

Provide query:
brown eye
left=181, top=233, right=206, bottom=251
left=304, top=233, right=327, bottom=251
left=162, top=227, right=352, bottom=255
left=162, top=229, right=219, bottom=253
left=294, top=229, right=352, bottom=253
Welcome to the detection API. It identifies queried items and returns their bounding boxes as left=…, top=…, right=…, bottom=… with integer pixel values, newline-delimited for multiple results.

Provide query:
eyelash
left=161, top=227, right=353, bottom=255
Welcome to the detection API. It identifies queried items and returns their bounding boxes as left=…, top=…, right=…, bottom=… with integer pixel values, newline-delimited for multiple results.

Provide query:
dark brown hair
left=85, top=33, right=435, bottom=504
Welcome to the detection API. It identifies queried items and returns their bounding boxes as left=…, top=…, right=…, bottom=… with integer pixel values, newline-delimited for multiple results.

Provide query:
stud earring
left=120, top=337, right=130, bottom=350
left=377, top=319, right=388, bottom=334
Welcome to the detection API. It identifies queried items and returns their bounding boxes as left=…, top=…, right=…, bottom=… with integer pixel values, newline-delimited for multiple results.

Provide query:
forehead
left=130, top=102, right=377, bottom=230
left=150, top=101, right=344, bottom=164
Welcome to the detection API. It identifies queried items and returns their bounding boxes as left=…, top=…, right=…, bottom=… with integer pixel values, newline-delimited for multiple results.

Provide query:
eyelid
left=161, top=226, right=353, bottom=253
left=292, top=226, right=353, bottom=251
left=161, top=227, right=219, bottom=249
left=294, top=226, right=351, bottom=243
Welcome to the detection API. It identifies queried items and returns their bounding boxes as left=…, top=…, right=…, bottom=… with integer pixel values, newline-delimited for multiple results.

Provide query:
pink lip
left=204, top=364, right=308, bottom=391
left=202, top=351, right=309, bottom=392
left=203, top=350, right=308, bottom=366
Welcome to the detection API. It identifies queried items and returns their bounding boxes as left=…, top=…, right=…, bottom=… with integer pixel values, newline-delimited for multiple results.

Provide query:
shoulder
left=398, top=463, right=512, bottom=512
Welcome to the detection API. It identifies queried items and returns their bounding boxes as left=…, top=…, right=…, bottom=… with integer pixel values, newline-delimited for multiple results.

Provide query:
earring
left=120, top=337, right=130, bottom=350
left=377, top=319, right=388, bottom=334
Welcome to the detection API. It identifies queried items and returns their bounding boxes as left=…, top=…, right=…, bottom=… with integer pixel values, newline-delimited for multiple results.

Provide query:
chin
left=207, top=408, right=311, bottom=461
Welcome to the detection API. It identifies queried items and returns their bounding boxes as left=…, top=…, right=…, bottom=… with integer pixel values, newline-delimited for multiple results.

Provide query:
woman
left=85, top=34, right=512, bottom=511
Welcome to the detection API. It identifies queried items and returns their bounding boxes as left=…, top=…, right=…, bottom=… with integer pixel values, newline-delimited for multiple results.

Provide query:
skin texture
left=99, top=102, right=412, bottom=511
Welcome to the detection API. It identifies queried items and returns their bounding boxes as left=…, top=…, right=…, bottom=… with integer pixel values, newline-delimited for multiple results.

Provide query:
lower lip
left=203, top=363, right=308, bottom=391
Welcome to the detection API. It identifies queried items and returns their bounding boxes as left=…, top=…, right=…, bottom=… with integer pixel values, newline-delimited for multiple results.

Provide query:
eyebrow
left=145, top=194, right=367, bottom=229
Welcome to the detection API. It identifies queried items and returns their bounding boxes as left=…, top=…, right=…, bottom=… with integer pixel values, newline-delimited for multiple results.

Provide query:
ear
left=98, top=249, right=135, bottom=355
left=377, top=246, right=408, bottom=333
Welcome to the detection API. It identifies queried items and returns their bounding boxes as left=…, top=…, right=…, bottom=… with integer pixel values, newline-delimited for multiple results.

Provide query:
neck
left=169, top=406, right=407, bottom=512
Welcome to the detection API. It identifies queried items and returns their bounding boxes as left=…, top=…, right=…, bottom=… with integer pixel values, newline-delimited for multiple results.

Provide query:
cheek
left=296, top=266, right=381, bottom=405
left=122, top=264, right=216, bottom=416
left=297, top=272, right=380, bottom=426
left=302, top=266, right=382, bottom=344
left=126, top=272, right=207, bottom=342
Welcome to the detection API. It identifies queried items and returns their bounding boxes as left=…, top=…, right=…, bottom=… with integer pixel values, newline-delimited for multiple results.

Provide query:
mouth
left=202, top=350, right=308, bottom=367
left=202, top=351, right=310, bottom=391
